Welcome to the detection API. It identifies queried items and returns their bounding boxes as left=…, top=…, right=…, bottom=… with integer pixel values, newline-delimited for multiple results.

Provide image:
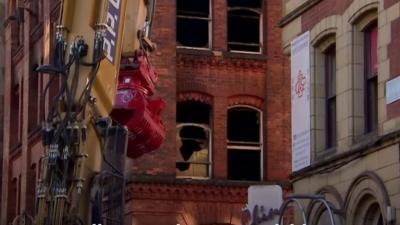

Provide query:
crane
left=23, top=0, right=166, bottom=224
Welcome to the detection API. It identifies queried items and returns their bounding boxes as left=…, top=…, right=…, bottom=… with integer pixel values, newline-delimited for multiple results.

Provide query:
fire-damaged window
left=176, top=0, right=211, bottom=49
left=227, top=106, right=262, bottom=181
left=176, top=101, right=212, bottom=178
left=228, top=0, right=262, bottom=53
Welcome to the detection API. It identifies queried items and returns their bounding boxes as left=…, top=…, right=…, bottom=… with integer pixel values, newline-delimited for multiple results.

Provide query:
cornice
left=176, top=52, right=267, bottom=71
left=126, top=181, right=248, bottom=203
left=126, top=175, right=290, bottom=203
left=291, top=129, right=400, bottom=181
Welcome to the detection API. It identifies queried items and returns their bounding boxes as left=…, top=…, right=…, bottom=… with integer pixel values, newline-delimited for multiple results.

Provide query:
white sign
left=241, top=185, right=283, bottom=225
left=386, top=76, right=400, bottom=104
left=291, top=31, right=311, bottom=172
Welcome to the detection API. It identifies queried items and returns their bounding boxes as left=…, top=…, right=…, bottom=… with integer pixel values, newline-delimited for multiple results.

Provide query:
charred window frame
left=228, top=0, right=262, bottom=53
left=176, top=0, right=211, bottom=49
left=364, top=24, right=378, bottom=133
left=176, top=101, right=212, bottom=178
left=227, top=106, right=262, bottom=181
left=325, top=46, right=336, bottom=148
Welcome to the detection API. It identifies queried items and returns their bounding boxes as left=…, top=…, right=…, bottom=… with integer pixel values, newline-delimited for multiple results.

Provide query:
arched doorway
left=353, top=195, right=384, bottom=225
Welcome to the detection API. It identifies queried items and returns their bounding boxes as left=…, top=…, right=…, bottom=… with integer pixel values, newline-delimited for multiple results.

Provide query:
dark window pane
left=366, top=77, right=378, bottom=132
left=228, top=0, right=262, bottom=8
left=326, top=98, right=336, bottom=148
left=325, top=46, right=336, bottom=148
left=177, top=101, right=211, bottom=124
left=177, top=17, right=209, bottom=48
left=227, top=107, right=260, bottom=142
left=228, top=10, right=260, bottom=52
left=228, top=149, right=260, bottom=181
left=364, top=24, right=378, bottom=133
left=325, top=46, right=336, bottom=97
left=177, top=0, right=209, bottom=17
left=365, top=25, right=378, bottom=77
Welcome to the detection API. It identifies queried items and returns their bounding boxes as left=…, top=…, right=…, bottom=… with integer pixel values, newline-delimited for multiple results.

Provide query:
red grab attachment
left=110, top=52, right=166, bottom=159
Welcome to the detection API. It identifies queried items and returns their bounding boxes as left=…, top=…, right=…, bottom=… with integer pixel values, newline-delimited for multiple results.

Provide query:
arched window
left=353, top=195, right=384, bottom=225
left=228, top=0, right=262, bottom=53
left=310, top=31, right=337, bottom=156
left=349, top=9, right=378, bottom=138
left=176, top=101, right=212, bottom=178
left=364, top=203, right=383, bottom=225
left=227, top=106, right=262, bottom=181
left=364, top=23, right=378, bottom=133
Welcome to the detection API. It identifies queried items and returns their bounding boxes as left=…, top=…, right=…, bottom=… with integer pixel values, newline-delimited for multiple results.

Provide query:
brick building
left=125, top=0, right=291, bottom=224
left=280, top=0, right=400, bottom=224
left=0, top=0, right=291, bottom=224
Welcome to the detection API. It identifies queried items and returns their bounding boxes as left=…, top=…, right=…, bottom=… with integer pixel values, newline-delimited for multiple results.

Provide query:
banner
left=291, top=31, right=311, bottom=172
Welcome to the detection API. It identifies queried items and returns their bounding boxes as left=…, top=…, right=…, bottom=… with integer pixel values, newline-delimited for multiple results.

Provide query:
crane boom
left=31, top=1, right=154, bottom=225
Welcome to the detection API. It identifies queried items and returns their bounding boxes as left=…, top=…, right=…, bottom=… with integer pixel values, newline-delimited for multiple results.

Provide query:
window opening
left=177, top=0, right=211, bottom=48
left=228, top=0, right=262, bottom=53
left=176, top=101, right=212, bottom=178
left=364, top=24, right=378, bottom=133
left=227, top=106, right=262, bottom=181
left=325, top=46, right=336, bottom=148
left=364, top=203, right=383, bottom=225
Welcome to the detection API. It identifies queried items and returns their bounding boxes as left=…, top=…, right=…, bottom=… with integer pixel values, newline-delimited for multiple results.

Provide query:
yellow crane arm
left=33, top=1, right=152, bottom=225
left=60, top=0, right=149, bottom=116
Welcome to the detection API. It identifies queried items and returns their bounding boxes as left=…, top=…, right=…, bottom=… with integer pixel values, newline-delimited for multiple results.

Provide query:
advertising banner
left=291, top=31, right=311, bottom=172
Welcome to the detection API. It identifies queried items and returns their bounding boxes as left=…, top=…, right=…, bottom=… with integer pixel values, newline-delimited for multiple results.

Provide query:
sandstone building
left=280, top=0, right=400, bottom=224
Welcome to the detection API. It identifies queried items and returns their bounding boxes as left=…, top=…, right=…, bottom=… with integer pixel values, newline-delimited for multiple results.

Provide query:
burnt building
left=0, top=0, right=291, bottom=224
left=126, top=0, right=291, bottom=224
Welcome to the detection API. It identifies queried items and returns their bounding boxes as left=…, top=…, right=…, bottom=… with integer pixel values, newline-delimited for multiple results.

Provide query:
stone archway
left=344, top=172, right=391, bottom=225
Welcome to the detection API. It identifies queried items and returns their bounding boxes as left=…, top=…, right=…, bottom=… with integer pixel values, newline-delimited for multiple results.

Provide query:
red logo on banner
left=295, top=70, right=306, bottom=98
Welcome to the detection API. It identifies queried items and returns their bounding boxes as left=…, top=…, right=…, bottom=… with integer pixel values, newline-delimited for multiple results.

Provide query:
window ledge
left=176, top=176, right=211, bottom=180
left=223, top=51, right=267, bottom=61
left=291, top=129, right=398, bottom=181
left=315, top=146, right=337, bottom=161
left=127, top=174, right=291, bottom=188
left=354, top=130, right=379, bottom=144
left=176, top=48, right=268, bottom=61
left=177, top=47, right=213, bottom=56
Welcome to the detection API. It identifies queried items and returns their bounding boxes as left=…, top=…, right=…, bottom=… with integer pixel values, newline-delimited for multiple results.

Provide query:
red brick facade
left=1, top=0, right=291, bottom=224
left=127, top=0, right=291, bottom=224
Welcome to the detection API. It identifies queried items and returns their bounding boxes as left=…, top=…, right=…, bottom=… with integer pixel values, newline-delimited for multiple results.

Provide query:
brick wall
left=130, top=0, right=292, bottom=181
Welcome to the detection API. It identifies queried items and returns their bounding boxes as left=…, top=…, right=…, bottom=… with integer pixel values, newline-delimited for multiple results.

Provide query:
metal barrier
left=278, top=194, right=341, bottom=225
